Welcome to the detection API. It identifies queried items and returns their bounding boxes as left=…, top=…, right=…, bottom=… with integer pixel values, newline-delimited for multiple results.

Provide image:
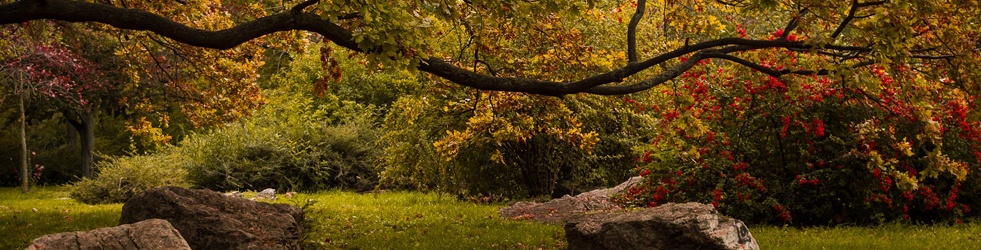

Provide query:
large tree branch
left=0, top=0, right=360, bottom=50
left=0, top=0, right=879, bottom=97
left=586, top=55, right=703, bottom=95
left=706, top=53, right=876, bottom=78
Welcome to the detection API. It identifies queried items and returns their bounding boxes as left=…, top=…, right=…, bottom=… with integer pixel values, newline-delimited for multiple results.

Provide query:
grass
left=754, top=223, right=981, bottom=250
left=0, top=187, right=564, bottom=249
left=2, top=186, right=981, bottom=249
left=288, top=191, right=565, bottom=249
left=0, top=186, right=122, bottom=250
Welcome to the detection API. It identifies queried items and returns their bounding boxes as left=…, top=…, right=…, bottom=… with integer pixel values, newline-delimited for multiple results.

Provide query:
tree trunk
left=19, top=87, right=29, bottom=193
left=68, top=110, right=96, bottom=179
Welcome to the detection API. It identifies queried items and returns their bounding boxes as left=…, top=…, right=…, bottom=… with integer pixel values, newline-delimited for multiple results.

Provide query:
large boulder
left=120, top=186, right=304, bottom=250
left=25, top=219, right=190, bottom=250
left=565, top=202, right=759, bottom=250
left=500, top=176, right=642, bottom=224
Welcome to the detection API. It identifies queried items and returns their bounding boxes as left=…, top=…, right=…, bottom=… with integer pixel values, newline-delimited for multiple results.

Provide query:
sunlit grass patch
left=292, top=191, right=566, bottom=249
left=754, top=222, right=981, bottom=250
left=0, top=186, right=121, bottom=249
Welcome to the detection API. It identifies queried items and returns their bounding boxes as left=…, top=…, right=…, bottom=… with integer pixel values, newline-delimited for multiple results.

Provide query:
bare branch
left=706, top=53, right=876, bottom=78
left=831, top=0, right=888, bottom=41
left=780, top=8, right=808, bottom=40
left=910, top=54, right=956, bottom=59
left=627, top=0, right=646, bottom=63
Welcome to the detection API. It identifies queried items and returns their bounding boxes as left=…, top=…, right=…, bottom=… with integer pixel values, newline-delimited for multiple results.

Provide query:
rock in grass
left=257, top=188, right=277, bottom=200
left=25, top=219, right=190, bottom=250
left=120, top=186, right=303, bottom=250
left=500, top=176, right=642, bottom=224
left=565, top=202, right=759, bottom=250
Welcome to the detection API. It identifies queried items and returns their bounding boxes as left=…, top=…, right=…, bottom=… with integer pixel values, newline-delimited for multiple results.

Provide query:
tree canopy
left=2, top=0, right=977, bottom=97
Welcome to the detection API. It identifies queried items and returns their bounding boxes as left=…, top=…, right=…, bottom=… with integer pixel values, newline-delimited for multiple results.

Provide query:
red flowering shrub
left=617, top=35, right=980, bottom=225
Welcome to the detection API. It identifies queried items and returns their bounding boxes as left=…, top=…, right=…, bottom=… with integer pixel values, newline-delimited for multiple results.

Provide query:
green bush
left=180, top=43, right=393, bottom=193
left=181, top=94, right=382, bottom=192
left=69, top=149, right=190, bottom=204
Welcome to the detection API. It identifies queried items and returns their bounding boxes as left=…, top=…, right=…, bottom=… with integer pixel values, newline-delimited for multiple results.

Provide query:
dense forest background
left=2, top=0, right=980, bottom=226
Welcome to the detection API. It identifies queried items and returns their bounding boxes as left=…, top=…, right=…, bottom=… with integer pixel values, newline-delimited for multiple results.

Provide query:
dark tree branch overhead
left=706, top=53, right=876, bottom=78
left=0, top=0, right=914, bottom=97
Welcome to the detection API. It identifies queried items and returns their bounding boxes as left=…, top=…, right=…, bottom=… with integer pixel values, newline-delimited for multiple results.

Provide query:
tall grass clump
left=69, top=149, right=189, bottom=204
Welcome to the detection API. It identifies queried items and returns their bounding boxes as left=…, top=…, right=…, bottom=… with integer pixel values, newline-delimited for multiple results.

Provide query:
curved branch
left=0, top=0, right=360, bottom=50
left=0, top=0, right=879, bottom=97
left=707, top=53, right=877, bottom=78
left=586, top=55, right=703, bottom=95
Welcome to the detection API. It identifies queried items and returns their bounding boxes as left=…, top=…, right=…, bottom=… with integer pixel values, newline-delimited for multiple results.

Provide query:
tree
left=2, top=26, right=107, bottom=185
left=1, top=0, right=977, bottom=97
left=2, top=0, right=980, bottom=206
left=1, top=1, right=272, bottom=181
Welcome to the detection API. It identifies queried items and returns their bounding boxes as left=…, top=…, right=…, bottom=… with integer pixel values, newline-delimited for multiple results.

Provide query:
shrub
left=69, top=149, right=190, bottom=204
left=181, top=91, right=382, bottom=192
left=379, top=92, right=646, bottom=199
left=618, top=48, right=980, bottom=225
left=180, top=42, right=392, bottom=192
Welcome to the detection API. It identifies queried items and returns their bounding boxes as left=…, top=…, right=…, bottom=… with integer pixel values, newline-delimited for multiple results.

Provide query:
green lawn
left=2, top=186, right=980, bottom=249
left=0, top=186, right=121, bottom=250
left=291, top=191, right=564, bottom=249
left=754, top=223, right=981, bottom=250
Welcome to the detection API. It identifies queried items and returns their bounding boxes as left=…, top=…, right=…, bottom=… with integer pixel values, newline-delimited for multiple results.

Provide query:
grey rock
left=25, top=219, right=190, bottom=250
left=579, top=176, right=644, bottom=199
left=500, top=176, right=642, bottom=224
left=120, top=186, right=303, bottom=250
left=257, top=188, right=276, bottom=200
left=565, top=202, right=759, bottom=250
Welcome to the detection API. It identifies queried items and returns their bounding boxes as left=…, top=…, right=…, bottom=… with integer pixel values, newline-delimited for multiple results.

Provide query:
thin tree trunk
left=19, top=87, right=29, bottom=193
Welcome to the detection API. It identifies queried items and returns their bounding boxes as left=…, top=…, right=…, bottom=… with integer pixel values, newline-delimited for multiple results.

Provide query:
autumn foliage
left=3, top=0, right=981, bottom=227
left=618, top=30, right=981, bottom=225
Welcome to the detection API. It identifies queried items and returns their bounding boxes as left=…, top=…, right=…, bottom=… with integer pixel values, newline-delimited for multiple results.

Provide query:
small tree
left=2, top=37, right=106, bottom=183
